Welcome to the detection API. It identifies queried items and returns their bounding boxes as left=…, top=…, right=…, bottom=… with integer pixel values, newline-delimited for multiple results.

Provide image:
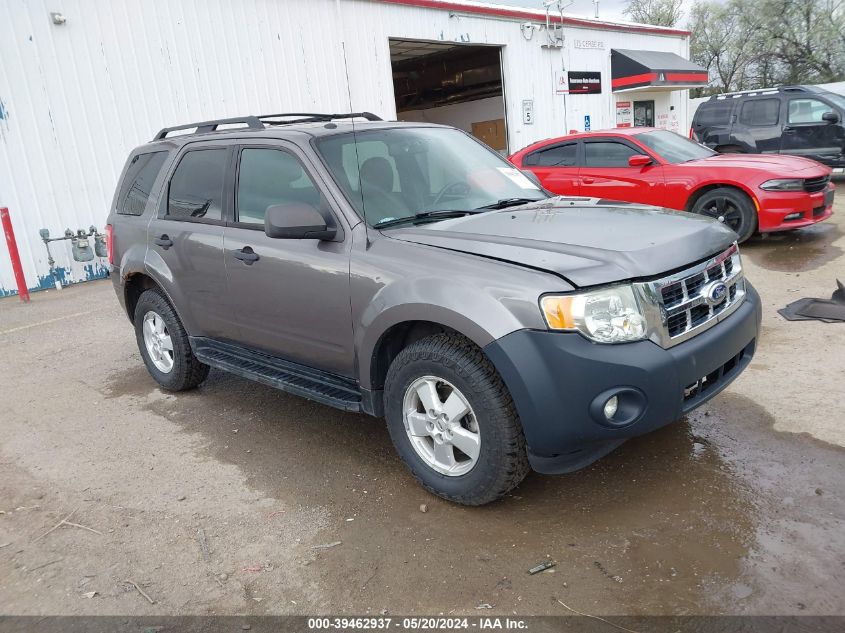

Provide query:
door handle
left=783, top=126, right=796, bottom=134
left=154, top=234, right=173, bottom=250
left=232, top=246, right=259, bottom=265
left=582, top=177, right=595, bottom=184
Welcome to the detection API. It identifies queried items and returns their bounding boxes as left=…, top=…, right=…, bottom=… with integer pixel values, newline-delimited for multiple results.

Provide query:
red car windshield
left=635, top=130, right=716, bottom=164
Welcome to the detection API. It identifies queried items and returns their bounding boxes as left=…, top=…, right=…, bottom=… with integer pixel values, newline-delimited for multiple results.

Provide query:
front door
left=223, top=142, right=354, bottom=377
left=579, top=138, right=664, bottom=205
left=781, top=96, right=845, bottom=163
left=146, top=144, right=235, bottom=338
left=633, top=100, right=655, bottom=127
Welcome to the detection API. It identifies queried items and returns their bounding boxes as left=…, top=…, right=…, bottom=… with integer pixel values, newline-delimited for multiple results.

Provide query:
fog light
left=603, top=396, right=618, bottom=419
left=784, top=212, right=803, bottom=221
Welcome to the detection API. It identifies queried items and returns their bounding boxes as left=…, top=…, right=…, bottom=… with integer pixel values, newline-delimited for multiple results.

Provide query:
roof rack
left=153, top=112, right=382, bottom=140
left=710, top=86, right=807, bottom=99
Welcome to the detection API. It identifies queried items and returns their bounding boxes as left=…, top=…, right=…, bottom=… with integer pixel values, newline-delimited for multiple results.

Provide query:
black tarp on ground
left=779, top=280, right=845, bottom=323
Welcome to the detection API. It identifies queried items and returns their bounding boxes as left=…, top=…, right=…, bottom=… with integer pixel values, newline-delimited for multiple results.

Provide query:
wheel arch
left=685, top=182, right=759, bottom=214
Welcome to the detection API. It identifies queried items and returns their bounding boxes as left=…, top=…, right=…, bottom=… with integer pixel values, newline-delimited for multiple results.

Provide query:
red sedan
left=509, top=128, right=835, bottom=242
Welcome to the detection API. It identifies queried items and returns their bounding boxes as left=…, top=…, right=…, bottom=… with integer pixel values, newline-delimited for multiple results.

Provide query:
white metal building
left=0, top=0, right=703, bottom=296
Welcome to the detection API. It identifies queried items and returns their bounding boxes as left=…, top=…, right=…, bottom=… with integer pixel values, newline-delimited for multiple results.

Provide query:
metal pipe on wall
left=1, top=207, right=30, bottom=303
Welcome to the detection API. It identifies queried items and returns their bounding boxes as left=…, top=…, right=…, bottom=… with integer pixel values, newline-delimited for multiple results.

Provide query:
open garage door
left=390, top=39, right=508, bottom=154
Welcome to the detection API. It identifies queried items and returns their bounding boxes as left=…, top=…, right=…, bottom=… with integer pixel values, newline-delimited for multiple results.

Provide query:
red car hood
left=686, top=153, right=830, bottom=174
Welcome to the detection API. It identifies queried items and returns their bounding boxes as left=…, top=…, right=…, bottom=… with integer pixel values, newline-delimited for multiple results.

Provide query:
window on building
left=118, top=151, right=168, bottom=216
left=167, top=149, right=227, bottom=221
left=236, top=149, right=321, bottom=225
left=788, top=98, right=830, bottom=124
left=739, top=99, right=780, bottom=127
left=525, top=143, right=577, bottom=167
left=584, top=141, right=638, bottom=167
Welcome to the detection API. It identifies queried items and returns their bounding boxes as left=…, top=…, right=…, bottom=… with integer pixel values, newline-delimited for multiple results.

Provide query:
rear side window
left=118, top=151, right=168, bottom=216
left=236, top=149, right=321, bottom=225
left=167, top=149, right=228, bottom=221
left=695, top=100, right=733, bottom=126
left=524, top=143, right=577, bottom=167
left=584, top=141, right=638, bottom=167
left=739, top=99, right=779, bottom=126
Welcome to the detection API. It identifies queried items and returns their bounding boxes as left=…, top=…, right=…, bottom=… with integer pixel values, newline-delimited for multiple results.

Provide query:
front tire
left=134, top=288, right=209, bottom=391
left=384, top=334, right=529, bottom=505
left=691, top=187, right=757, bottom=242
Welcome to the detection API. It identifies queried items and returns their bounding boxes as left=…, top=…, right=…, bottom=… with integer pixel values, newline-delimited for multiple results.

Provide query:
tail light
left=689, top=127, right=694, bottom=139
left=105, top=223, right=114, bottom=264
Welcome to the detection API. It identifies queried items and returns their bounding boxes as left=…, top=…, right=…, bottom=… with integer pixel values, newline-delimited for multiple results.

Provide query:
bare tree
left=623, top=0, right=685, bottom=26
left=689, top=0, right=845, bottom=92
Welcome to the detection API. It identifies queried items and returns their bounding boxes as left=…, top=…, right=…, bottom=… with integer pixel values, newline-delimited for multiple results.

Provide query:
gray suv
left=107, top=113, right=761, bottom=505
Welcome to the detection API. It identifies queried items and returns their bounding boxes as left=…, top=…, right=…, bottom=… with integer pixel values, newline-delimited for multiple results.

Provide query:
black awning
left=611, top=49, right=708, bottom=92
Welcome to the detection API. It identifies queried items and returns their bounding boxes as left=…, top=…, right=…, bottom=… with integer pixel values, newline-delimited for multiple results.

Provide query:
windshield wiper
left=475, top=197, right=544, bottom=210
left=373, top=210, right=477, bottom=229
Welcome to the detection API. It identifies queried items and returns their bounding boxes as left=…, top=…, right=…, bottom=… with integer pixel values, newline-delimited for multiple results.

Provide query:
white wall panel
left=0, top=0, right=690, bottom=295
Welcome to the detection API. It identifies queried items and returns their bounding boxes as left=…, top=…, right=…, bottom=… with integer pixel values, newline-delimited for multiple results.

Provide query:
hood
left=383, top=201, right=737, bottom=287
left=689, top=153, right=830, bottom=174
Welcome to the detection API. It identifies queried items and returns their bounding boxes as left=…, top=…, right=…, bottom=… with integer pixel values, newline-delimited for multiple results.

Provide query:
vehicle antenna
left=338, top=17, right=371, bottom=246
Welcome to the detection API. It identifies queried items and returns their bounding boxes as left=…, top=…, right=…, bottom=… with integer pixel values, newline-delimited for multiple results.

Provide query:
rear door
left=781, top=96, right=845, bottom=163
left=222, top=140, right=354, bottom=376
left=521, top=141, right=580, bottom=195
left=579, top=138, right=664, bottom=205
left=736, top=97, right=781, bottom=153
left=146, top=142, right=236, bottom=338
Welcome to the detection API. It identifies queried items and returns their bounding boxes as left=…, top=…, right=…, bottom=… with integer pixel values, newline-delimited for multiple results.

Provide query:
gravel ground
left=0, top=190, right=843, bottom=616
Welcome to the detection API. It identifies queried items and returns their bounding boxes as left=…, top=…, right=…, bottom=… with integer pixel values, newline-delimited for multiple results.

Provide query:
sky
left=479, top=0, right=699, bottom=24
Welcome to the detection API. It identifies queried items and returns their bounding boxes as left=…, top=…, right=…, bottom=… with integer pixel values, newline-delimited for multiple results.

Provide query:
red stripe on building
left=374, top=0, right=692, bottom=36
left=611, top=73, right=658, bottom=88
left=665, top=72, right=708, bottom=82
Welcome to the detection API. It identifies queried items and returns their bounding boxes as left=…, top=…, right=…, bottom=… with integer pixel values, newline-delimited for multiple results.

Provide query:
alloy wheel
left=402, top=376, right=480, bottom=476
left=142, top=310, right=174, bottom=374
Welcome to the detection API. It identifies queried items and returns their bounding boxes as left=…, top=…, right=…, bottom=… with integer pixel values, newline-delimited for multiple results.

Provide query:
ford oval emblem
left=704, top=281, right=728, bottom=306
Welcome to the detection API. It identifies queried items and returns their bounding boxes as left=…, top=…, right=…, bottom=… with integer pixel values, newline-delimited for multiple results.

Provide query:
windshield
left=822, top=92, right=845, bottom=112
left=635, top=130, right=716, bottom=164
left=315, top=127, right=546, bottom=226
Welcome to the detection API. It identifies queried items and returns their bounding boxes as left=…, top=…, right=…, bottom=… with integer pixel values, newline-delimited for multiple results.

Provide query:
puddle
left=742, top=223, right=842, bottom=272
left=97, top=366, right=845, bottom=614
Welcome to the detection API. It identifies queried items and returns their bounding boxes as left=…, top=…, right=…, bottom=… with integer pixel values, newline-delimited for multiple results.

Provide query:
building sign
left=568, top=71, right=602, bottom=94
left=584, top=115, right=591, bottom=131
left=615, top=100, right=633, bottom=127
left=554, top=70, right=567, bottom=95
left=522, top=99, right=534, bottom=124
left=574, top=39, right=605, bottom=50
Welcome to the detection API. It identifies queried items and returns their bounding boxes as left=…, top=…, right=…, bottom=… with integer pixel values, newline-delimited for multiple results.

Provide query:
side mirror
left=822, top=111, right=840, bottom=124
left=264, top=203, right=337, bottom=240
left=628, top=154, right=652, bottom=167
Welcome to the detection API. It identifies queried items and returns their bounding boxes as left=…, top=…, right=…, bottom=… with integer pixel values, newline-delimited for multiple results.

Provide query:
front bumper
left=757, top=185, right=834, bottom=232
left=484, top=283, right=762, bottom=474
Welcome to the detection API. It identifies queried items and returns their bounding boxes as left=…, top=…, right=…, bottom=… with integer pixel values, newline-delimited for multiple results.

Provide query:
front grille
left=804, top=175, right=830, bottom=193
left=636, top=244, right=746, bottom=348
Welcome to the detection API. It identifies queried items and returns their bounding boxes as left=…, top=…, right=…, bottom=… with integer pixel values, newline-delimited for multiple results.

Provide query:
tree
left=623, top=0, right=685, bottom=26
left=689, top=0, right=845, bottom=93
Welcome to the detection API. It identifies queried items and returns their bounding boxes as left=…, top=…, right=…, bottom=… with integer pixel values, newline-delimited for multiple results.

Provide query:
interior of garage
left=390, top=39, right=508, bottom=154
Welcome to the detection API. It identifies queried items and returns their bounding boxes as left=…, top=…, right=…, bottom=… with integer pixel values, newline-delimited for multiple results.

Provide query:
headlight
left=541, top=285, right=647, bottom=343
left=760, top=178, right=804, bottom=191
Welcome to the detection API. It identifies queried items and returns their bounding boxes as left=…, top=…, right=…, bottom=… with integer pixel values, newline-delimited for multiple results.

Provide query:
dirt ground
left=1, top=189, right=844, bottom=617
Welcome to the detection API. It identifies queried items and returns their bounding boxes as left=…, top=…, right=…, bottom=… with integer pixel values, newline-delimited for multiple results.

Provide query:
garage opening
left=389, top=39, right=508, bottom=154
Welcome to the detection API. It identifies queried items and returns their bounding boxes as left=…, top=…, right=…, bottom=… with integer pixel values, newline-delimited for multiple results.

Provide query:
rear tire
left=691, top=187, right=757, bottom=242
left=384, top=333, right=529, bottom=505
left=134, top=288, right=209, bottom=391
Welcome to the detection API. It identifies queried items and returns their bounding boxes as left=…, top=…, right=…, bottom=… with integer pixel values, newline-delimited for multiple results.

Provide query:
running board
left=191, top=337, right=361, bottom=412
